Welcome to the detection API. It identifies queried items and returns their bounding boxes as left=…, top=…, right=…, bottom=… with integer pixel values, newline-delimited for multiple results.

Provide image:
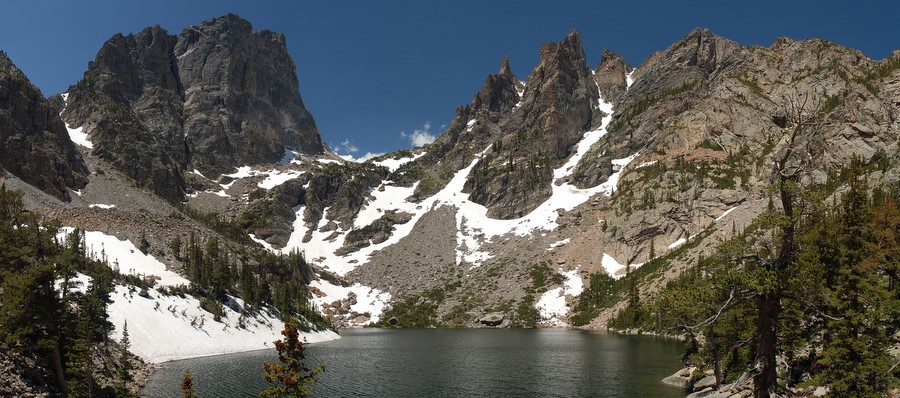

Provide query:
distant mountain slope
left=4, top=20, right=900, bottom=330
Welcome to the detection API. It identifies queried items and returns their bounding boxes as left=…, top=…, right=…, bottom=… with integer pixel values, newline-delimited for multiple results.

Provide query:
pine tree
left=0, top=186, right=68, bottom=393
left=139, top=229, right=150, bottom=254
left=170, top=235, right=183, bottom=260
left=66, top=300, right=97, bottom=397
left=261, top=318, right=324, bottom=398
left=180, top=369, right=198, bottom=398
left=817, top=163, right=893, bottom=395
left=119, top=320, right=133, bottom=382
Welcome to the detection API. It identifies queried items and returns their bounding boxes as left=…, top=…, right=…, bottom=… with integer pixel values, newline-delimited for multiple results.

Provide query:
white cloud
left=340, top=139, right=359, bottom=153
left=401, top=121, right=437, bottom=147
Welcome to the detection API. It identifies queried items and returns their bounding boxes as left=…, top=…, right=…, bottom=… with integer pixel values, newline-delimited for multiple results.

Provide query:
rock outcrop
left=62, top=14, right=324, bottom=200
left=0, top=52, right=88, bottom=201
left=176, top=14, right=323, bottom=173
left=592, top=49, right=633, bottom=108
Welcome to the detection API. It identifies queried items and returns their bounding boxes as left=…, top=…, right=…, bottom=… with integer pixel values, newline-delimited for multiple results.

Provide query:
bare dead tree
left=750, top=87, right=826, bottom=398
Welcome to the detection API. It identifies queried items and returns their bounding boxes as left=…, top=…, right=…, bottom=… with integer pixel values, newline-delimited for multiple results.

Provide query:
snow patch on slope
left=223, top=166, right=305, bottom=190
left=372, top=151, right=426, bottom=173
left=107, top=287, right=337, bottom=363
left=536, top=267, right=584, bottom=325
left=59, top=92, right=94, bottom=149
left=58, top=228, right=190, bottom=287
left=56, top=227, right=338, bottom=362
left=715, top=206, right=738, bottom=222
left=547, top=239, right=570, bottom=251
left=514, top=81, right=526, bottom=109
left=283, top=90, right=639, bottom=275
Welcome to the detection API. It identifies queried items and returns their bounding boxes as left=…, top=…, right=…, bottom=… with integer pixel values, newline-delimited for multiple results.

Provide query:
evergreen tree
left=0, top=186, right=68, bottom=393
left=181, top=369, right=198, bottom=398
left=139, top=229, right=150, bottom=254
left=261, top=318, right=324, bottom=398
left=120, top=320, right=132, bottom=382
left=170, top=235, right=183, bottom=260
left=817, top=165, right=893, bottom=395
left=66, top=303, right=96, bottom=397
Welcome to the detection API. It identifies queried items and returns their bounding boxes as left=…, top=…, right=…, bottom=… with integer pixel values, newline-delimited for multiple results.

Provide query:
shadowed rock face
left=0, top=52, right=88, bottom=201
left=593, top=49, right=633, bottom=108
left=62, top=14, right=323, bottom=200
left=462, top=29, right=601, bottom=219
left=176, top=14, right=323, bottom=174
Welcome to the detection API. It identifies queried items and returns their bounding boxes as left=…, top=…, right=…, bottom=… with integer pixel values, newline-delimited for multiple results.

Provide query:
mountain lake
left=141, top=328, right=686, bottom=397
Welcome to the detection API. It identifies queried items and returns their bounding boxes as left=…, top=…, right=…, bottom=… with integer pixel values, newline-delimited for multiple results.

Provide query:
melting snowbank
left=58, top=228, right=339, bottom=363
left=58, top=227, right=190, bottom=287
left=372, top=151, right=426, bottom=173
left=536, top=267, right=584, bottom=326
left=107, top=286, right=337, bottom=363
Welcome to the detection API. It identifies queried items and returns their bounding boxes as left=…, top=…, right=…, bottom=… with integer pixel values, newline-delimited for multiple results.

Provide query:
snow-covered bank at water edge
left=57, top=228, right=339, bottom=363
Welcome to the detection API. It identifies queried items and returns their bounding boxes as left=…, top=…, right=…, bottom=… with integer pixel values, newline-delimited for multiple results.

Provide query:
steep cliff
left=0, top=52, right=88, bottom=201
left=62, top=14, right=323, bottom=200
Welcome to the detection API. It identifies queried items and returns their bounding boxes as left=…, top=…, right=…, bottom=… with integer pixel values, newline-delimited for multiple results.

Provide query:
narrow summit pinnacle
left=499, top=56, right=513, bottom=77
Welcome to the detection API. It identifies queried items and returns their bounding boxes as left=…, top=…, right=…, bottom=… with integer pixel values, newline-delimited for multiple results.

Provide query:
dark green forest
left=0, top=185, right=329, bottom=397
left=585, top=158, right=900, bottom=397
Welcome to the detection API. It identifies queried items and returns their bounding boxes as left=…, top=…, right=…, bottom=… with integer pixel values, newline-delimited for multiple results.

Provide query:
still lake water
left=142, top=328, right=686, bottom=397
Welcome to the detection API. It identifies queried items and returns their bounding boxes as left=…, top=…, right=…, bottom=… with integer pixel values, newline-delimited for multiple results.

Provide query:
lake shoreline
left=136, top=328, right=340, bottom=396
left=140, top=327, right=687, bottom=397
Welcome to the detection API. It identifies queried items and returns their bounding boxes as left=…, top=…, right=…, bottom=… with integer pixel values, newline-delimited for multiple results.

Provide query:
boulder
left=480, top=312, right=505, bottom=326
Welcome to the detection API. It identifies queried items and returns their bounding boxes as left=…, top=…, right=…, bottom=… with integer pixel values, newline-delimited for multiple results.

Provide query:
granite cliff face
left=0, top=52, right=87, bottom=201
left=62, top=14, right=323, bottom=200
left=176, top=14, right=323, bottom=173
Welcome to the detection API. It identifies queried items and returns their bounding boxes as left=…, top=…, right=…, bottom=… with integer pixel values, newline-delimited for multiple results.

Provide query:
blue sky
left=2, top=1, right=898, bottom=158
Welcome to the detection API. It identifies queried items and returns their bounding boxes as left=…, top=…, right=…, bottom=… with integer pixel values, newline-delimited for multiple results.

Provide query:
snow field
left=536, top=267, right=584, bottom=326
left=55, top=228, right=338, bottom=363
left=57, top=227, right=190, bottom=287
left=372, top=151, right=426, bottom=173
left=106, top=286, right=338, bottom=363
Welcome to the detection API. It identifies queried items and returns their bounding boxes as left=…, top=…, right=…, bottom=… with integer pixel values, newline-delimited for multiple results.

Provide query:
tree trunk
left=41, top=277, right=68, bottom=395
left=753, top=292, right=780, bottom=398
left=50, top=341, right=68, bottom=395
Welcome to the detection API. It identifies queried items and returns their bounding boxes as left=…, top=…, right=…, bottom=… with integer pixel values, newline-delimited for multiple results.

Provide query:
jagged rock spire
left=500, top=56, right=513, bottom=77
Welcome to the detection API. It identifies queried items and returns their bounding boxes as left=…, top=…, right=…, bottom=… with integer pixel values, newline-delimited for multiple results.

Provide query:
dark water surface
left=142, top=328, right=686, bottom=397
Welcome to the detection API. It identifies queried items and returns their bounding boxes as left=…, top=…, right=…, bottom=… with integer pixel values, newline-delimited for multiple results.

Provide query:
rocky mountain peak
left=499, top=56, right=513, bottom=77
left=469, top=57, right=521, bottom=124
left=594, top=48, right=633, bottom=106
left=61, top=14, right=324, bottom=200
left=519, top=28, right=596, bottom=158
left=175, top=13, right=324, bottom=174
left=669, top=27, right=739, bottom=73
left=460, top=30, right=601, bottom=219
left=198, top=13, right=253, bottom=34
left=536, top=29, right=589, bottom=76
left=0, top=52, right=88, bottom=201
